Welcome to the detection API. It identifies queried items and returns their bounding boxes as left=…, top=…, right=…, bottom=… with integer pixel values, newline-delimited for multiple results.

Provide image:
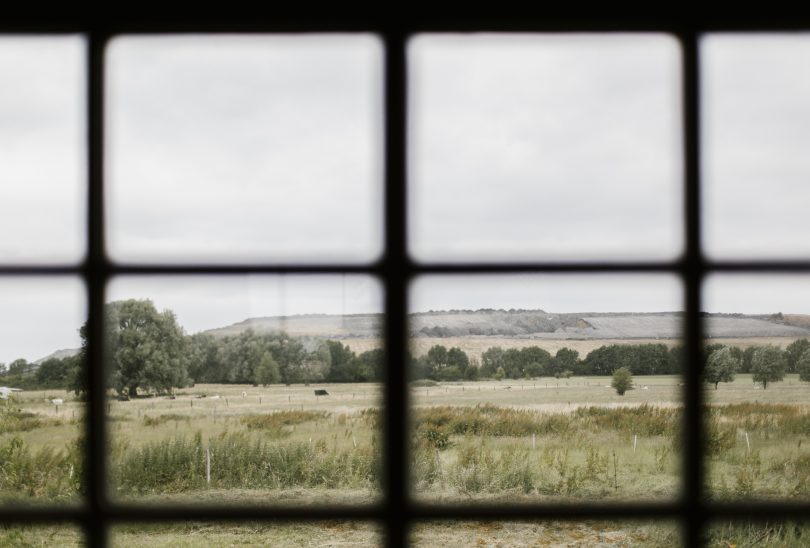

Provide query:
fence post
left=633, top=434, right=637, bottom=453
left=745, top=431, right=751, bottom=453
left=532, top=433, right=536, bottom=450
left=206, top=447, right=211, bottom=485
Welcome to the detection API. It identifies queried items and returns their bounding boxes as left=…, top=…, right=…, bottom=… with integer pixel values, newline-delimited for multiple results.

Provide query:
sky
left=2, top=34, right=810, bottom=362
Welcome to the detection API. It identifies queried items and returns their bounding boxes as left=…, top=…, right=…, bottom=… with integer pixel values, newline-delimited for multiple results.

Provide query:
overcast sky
left=2, top=34, right=810, bottom=362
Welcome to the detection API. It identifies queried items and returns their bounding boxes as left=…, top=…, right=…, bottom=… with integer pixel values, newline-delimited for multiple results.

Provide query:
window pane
left=105, top=275, right=382, bottom=507
left=703, top=35, right=810, bottom=259
left=0, top=37, right=85, bottom=264
left=111, top=522, right=381, bottom=547
left=0, top=277, right=86, bottom=506
left=411, top=520, right=681, bottom=547
left=409, top=34, right=682, bottom=262
left=107, top=35, right=383, bottom=263
left=409, top=274, right=683, bottom=503
left=704, top=275, right=810, bottom=501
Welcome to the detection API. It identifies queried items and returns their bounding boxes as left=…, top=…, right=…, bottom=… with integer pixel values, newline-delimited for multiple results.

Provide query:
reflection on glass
left=105, top=275, right=382, bottom=506
left=411, top=521, right=680, bottom=547
left=408, top=274, right=683, bottom=503
left=409, top=34, right=682, bottom=262
left=704, top=275, right=810, bottom=500
left=0, top=278, right=85, bottom=506
left=0, top=37, right=86, bottom=263
left=703, top=35, right=810, bottom=259
left=107, top=35, right=383, bottom=263
left=111, top=522, right=381, bottom=547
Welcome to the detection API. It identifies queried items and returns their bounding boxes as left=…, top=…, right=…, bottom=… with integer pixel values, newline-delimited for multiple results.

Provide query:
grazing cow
left=51, top=398, right=64, bottom=405
left=314, top=389, right=329, bottom=396
left=241, top=391, right=247, bottom=398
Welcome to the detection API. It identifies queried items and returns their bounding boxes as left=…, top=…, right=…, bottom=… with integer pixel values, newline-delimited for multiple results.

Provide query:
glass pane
left=704, top=275, right=810, bottom=500
left=411, top=521, right=681, bottom=547
left=105, top=275, right=382, bottom=507
left=107, top=35, right=383, bottom=263
left=0, top=37, right=85, bottom=264
left=409, top=274, right=683, bottom=503
left=703, top=35, right=810, bottom=259
left=409, top=34, right=682, bottom=262
left=0, top=277, right=86, bottom=506
left=111, top=522, right=381, bottom=547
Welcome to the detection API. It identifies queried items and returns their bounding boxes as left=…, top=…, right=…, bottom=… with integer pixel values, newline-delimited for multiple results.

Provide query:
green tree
left=254, top=352, right=280, bottom=386
left=798, top=350, right=810, bottom=383
left=786, top=339, right=810, bottom=373
left=325, top=341, right=358, bottom=382
left=480, top=347, right=504, bottom=378
left=355, top=348, right=384, bottom=382
left=94, top=299, right=190, bottom=397
left=751, top=345, right=787, bottom=389
left=551, top=348, right=579, bottom=378
left=611, top=367, right=634, bottom=396
left=704, top=346, right=737, bottom=390
left=494, top=366, right=505, bottom=381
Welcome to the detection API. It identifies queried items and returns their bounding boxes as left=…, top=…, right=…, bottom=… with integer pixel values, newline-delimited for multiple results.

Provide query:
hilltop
left=204, top=310, right=810, bottom=341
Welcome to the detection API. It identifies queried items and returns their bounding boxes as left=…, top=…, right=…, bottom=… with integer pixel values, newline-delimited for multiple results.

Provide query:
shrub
left=611, top=367, right=634, bottom=395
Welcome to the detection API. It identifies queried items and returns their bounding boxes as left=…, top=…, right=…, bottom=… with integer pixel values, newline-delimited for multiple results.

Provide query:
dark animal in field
left=314, top=389, right=329, bottom=396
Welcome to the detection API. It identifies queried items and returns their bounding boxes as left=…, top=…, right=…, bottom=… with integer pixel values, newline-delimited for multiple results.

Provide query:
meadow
left=2, top=375, right=809, bottom=545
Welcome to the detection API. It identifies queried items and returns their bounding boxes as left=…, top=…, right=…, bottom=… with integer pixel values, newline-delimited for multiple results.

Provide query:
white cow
left=0, top=387, right=22, bottom=400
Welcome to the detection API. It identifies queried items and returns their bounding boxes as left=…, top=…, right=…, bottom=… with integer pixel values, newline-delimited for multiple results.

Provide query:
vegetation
left=705, top=346, right=738, bottom=389
left=611, top=367, right=634, bottom=396
left=752, top=345, right=787, bottom=389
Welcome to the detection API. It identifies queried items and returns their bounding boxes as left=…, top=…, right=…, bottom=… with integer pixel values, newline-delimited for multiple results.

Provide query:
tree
left=611, top=367, right=634, bottom=396
left=94, top=299, right=190, bottom=397
left=325, top=341, right=358, bottom=382
left=786, top=339, right=810, bottom=373
left=798, top=350, right=810, bottom=383
left=751, top=345, right=786, bottom=389
left=704, top=347, right=737, bottom=390
left=254, top=353, right=280, bottom=386
left=480, top=347, right=504, bottom=378
left=551, top=348, right=579, bottom=378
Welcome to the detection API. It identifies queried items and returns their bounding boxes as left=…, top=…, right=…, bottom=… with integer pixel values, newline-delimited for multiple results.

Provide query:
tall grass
left=110, top=430, right=377, bottom=494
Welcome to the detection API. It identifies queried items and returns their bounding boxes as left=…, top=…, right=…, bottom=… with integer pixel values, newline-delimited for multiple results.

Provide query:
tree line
left=0, top=299, right=383, bottom=396
left=4, top=298, right=810, bottom=394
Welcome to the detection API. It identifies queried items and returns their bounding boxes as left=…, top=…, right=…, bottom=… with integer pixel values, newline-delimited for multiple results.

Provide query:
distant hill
left=204, top=310, right=810, bottom=341
left=34, top=348, right=80, bottom=365
left=35, top=310, right=810, bottom=365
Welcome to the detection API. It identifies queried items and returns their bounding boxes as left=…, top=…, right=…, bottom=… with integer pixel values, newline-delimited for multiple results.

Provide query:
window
left=2, top=13, right=809, bottom=547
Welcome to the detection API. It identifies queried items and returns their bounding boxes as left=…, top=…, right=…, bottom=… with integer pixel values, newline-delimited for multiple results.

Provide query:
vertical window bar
left=87, top=30, right=109, bottom=548
left=681, top=30, right=706, bottom=547
left=383, top=28, right=409, bottom=548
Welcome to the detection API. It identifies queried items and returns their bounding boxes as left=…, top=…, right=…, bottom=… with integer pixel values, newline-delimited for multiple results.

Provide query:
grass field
left=2, top=375, right=809, bottom=545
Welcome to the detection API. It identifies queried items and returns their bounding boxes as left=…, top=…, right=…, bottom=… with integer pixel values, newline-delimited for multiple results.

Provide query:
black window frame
left=2, top=12, right=810, bottom=548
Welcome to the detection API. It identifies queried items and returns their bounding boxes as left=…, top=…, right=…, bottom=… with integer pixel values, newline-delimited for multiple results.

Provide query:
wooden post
left=745, top=431, right=751, bottom=453
left=532, top=433, right=536, bottom=450
left=206, top=447, right=211, bottom=485
left=633, top=434, right=637, bottom=453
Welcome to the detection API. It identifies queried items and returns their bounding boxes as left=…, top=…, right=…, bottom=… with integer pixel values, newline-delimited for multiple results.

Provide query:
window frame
left=2, top=13, right=810, bottom=548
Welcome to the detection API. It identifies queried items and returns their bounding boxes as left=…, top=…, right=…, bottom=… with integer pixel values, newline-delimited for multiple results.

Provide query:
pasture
left=2, top=375, right=809, bottom=546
